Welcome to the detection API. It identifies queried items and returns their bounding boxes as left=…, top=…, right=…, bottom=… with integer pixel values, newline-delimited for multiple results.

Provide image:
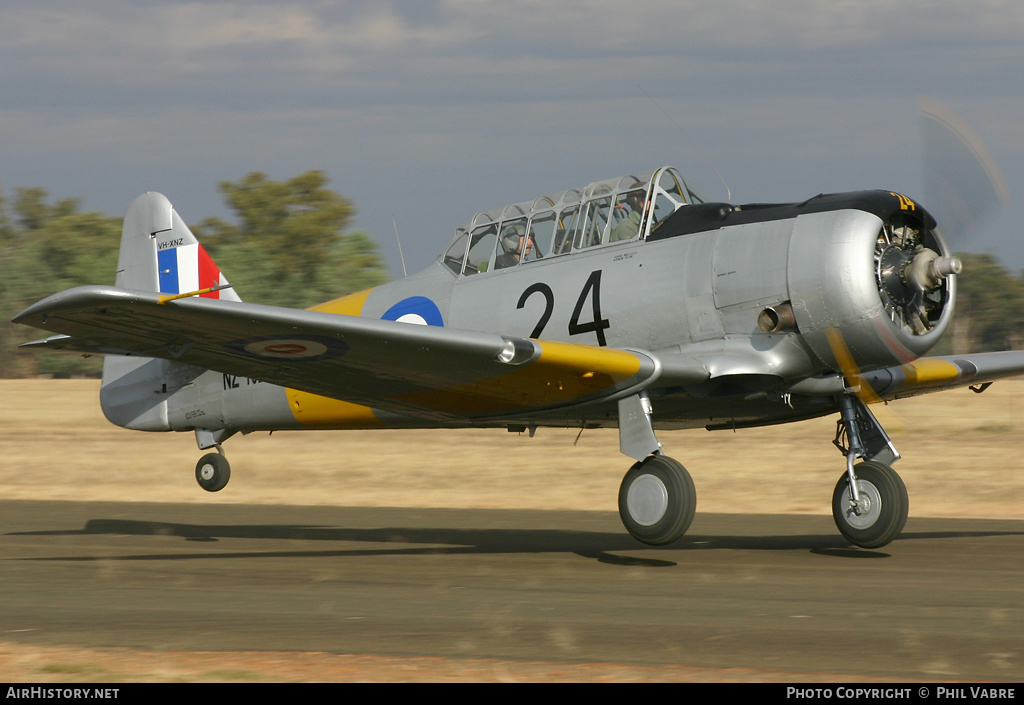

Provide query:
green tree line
left=0, top=171, right=389, bottom=378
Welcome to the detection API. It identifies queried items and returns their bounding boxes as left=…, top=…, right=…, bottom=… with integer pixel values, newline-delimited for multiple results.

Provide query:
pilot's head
left=501, top=223, right=526, bottom=254
left=500, top=229, right=521, bottom=255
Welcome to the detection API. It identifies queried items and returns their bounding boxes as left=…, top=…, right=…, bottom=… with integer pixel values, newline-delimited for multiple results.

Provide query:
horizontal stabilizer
left=19, top=334, right=136, bottom=356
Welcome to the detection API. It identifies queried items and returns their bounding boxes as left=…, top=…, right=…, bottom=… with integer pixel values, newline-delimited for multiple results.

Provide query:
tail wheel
left=832, top=461, right=908, bottom=549
left=195, top=453, right=231, bottom=492
left=618, top=455, right=696, bottom=545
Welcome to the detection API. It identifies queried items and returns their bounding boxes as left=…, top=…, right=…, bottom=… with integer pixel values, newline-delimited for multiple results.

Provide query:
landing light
left=497, top=340, right=517, bottom=364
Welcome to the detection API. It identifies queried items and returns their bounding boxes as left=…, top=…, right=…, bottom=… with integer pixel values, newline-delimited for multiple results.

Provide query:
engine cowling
left=787, top=192, right=958, bottom=373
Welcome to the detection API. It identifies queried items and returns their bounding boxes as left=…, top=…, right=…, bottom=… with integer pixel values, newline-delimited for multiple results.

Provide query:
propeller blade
left=826, top=326, right=904, bottom=431
left=825, top=327, right=883, bottom=406
left=919, top=95, right=1009, bottom=242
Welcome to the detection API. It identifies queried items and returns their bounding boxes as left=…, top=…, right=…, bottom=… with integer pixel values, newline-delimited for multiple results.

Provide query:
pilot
left=610, top=189, right=647, bottom=242
left=494, top=223, right=529, bottom=269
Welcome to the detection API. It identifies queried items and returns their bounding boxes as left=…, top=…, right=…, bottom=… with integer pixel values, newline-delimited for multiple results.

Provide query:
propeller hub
left=873, top=216, right=956, bottom=338
left=930, top=254, right=962, bottom=279
left=905, top=248, right=961, bottom=294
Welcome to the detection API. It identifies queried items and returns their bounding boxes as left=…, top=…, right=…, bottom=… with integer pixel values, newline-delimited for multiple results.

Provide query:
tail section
left=101, top=193, right=238, bottom=430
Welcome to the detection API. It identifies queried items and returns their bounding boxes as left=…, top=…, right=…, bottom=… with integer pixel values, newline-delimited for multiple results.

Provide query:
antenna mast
left=391, top=214, right=408, bottom=278
left=638, top=85, right=732, bottom=203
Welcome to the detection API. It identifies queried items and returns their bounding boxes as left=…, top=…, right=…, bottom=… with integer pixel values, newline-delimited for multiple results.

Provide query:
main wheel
left=618, top=455, right=696, bottom=545
left=832, top=461, right=908, bottom=549
left=195, top=453, right=231, bottom=492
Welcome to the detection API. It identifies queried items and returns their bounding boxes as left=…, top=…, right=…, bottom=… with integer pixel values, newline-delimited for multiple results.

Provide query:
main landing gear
left=829, top=395, right=907, bottom=548
left=195, top=451, right=231, bottom=492
left=193, top=428, right=234, bottom=493
left=614, top=391, right=908, bottom=549
left=615, top=393, right=696, bottom=545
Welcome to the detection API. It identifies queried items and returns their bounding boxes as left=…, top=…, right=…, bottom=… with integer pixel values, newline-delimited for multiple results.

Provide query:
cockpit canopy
left=440, top=167, right=703, bottom=276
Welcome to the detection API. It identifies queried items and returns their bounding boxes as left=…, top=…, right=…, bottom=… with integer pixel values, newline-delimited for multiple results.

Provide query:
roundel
left=225, top=335, right=349, bottom=361
left=381, top=296, right=444, bottom=327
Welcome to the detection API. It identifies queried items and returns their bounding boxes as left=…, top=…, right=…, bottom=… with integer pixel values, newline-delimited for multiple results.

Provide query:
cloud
left=4, top=1, right=1023, bottom=111
left=1, top=1, right=1021, bottom=271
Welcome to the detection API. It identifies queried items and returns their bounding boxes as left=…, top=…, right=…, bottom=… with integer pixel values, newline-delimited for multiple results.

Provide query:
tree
left=0, top=189, right=121, bottom=377
left=194, top=171, right=389, bottom=308
left=938, top=252, right=1024, bottom=354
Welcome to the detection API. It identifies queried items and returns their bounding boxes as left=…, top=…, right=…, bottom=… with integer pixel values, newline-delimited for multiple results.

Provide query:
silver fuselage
left=115, top=190, right=952, bottom=437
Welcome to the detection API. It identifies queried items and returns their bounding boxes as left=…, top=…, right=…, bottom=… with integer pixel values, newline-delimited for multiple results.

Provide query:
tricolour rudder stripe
left=156, top=242, right=230, bottom=299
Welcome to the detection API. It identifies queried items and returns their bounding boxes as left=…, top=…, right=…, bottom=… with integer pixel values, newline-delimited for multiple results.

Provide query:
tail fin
left=101, top=193, right=237, bottom=430
left=116, top=192, right=241, bottom=302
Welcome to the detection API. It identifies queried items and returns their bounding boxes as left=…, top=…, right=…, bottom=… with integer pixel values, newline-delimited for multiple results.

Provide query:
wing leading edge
left=14, top=285, right=710, bottom=421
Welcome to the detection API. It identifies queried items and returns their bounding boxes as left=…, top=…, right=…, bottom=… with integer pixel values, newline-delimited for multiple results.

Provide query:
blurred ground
left=2, top=379, right=1022, bottom=518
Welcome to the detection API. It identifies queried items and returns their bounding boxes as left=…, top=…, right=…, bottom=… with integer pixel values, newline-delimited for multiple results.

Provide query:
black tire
left=832, top=461, right=908, bottom=549
left=195, top=453, right=231, bottom=492
left=618, top=455, right=696, bottom=545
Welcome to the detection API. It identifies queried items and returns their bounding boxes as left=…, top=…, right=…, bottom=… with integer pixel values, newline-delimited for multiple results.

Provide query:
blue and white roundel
left=381, top=297, right=444, bottom=327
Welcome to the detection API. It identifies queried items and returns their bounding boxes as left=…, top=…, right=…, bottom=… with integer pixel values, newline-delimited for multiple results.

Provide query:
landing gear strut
left=831, top=395, right=907, bottom=548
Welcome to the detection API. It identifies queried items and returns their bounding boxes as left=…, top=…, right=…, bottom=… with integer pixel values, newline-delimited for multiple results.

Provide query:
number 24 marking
left=516, top=270, right=610, bottom=346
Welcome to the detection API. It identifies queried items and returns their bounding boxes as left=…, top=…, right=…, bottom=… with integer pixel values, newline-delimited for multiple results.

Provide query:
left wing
left=863, top=352, right=1024, bottom=399
left=14, top=285, right=709, bottom=420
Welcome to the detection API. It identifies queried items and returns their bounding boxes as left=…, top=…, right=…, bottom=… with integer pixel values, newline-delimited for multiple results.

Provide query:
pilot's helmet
left=501, top=224, right=525, bottom=253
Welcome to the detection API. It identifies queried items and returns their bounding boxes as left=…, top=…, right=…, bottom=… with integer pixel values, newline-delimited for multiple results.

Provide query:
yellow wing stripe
left=391, top=340, right=644, bottom=416
left=897, top=358, right=962, bottom=388
left=289, top=286, right=644, bottom=422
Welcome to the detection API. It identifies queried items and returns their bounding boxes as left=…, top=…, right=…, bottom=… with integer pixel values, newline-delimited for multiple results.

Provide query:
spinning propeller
left=919, top=95, right=1009, bottom=245
left=828, top=97, right=1008, bottom=407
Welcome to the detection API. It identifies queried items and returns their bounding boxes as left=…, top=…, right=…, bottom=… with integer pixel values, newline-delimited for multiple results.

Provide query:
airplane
left=13, top=165, right=1024, bottom=550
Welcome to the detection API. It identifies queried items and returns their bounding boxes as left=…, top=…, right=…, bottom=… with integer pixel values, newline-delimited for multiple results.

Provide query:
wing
left=863, top=352, right=1024, bottom=399
left=14, top=285, right=710, bottom=421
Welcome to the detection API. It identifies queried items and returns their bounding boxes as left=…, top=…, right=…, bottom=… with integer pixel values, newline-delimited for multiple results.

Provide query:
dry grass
left=0, top=642, right=912, bottom=683
left=2, top=379, right=1022, bottom=519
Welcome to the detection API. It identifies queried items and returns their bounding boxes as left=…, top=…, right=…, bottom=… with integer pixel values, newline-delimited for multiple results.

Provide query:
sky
left=3, top=0, right=1022, bottom=279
